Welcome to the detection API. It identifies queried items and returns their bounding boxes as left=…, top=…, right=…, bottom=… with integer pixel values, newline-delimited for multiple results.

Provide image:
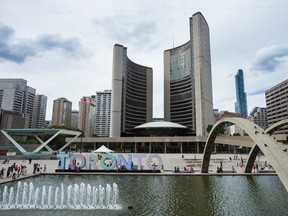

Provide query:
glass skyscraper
left=235, top=69, right=248, bottom=118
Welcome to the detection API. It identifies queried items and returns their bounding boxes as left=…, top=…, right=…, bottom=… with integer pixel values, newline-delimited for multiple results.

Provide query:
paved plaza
left=0, top=153, right=274, bottom=185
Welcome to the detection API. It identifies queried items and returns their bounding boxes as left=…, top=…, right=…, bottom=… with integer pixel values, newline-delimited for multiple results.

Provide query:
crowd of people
left=0, top=162, right=27, bottom=179
left=0, top=158, right=47, bottom=180
left=33, top=162, right=47, bottom=174
left=252, top=160, right=272, bottom=173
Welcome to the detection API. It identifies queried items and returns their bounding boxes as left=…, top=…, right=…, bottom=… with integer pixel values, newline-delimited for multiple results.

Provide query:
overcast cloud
left=93, top=16, right=158, bottom=50
left=250, top=44, right=288, bottom=73
left=0, top=23, right=87, bottom=64
left=0, top=0, right=288, bottom=120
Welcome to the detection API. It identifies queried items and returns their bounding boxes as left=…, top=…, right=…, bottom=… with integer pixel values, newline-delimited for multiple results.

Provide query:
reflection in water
left=0, top=175, right=287, bottom=216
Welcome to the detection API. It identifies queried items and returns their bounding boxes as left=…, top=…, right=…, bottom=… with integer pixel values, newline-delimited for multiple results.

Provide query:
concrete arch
left=201, top=117, right=288, bottom=192
left=266, top=119, right=288, bottom=135
left=245, top=119, right=288, bottom=173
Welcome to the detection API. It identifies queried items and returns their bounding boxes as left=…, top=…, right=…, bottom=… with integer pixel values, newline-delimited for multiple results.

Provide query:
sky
left=0, top=0, right=288, bottom=120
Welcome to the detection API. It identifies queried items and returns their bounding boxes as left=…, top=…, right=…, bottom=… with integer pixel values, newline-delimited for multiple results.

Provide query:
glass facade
left=235, top=69, right=248, bottom=118
left=170, top=44, right=191, bottom=81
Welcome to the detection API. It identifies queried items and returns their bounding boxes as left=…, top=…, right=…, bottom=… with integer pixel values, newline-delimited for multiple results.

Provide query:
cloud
left=36, top=34, right=86, bottom=58
left=250, top=44, right=288, bottom=73
left=93, top=16, right=157, bottom=49
left=0, top=24, right=15, bottom=41
left=248, top=88, right=266, bottom=96
left=0, top=23, right=88, bottom=64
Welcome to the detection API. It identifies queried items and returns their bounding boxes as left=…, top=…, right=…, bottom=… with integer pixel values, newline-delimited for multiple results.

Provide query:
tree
left=218, top=125, right=225, bottom=136
left=206, top=124, right=225, bottom=136
left=206, top=124, right=213, bottom=134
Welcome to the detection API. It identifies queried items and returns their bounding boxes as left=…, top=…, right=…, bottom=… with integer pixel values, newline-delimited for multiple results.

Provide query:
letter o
left=146, top=154, right=163, bottom=170
left=100, top=154, right=117, bottom=170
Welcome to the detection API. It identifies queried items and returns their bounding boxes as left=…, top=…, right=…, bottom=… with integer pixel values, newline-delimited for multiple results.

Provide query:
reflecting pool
left=0, top=175, right=287, bottom=216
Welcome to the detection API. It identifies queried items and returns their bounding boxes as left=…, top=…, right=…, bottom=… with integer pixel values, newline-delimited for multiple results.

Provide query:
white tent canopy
left=92, top=145, right=114, bottom=153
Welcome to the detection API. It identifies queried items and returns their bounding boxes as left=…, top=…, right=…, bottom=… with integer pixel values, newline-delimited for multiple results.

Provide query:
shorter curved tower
left=110, top=44, right=153, bottom=137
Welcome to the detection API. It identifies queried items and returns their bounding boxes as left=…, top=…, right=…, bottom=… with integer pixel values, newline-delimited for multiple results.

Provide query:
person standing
left=0, top=168, right=4, bottom=179
left=33, top=163, right=37, bottom=174
left=17, top=166, right=21, bottom=178
left=23, top=166, right=27, bottom=176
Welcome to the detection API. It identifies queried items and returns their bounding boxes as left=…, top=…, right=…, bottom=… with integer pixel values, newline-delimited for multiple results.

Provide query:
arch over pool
left=201, top=117, right=288, bottom=192
left=245, top=119, right=288, bottom=173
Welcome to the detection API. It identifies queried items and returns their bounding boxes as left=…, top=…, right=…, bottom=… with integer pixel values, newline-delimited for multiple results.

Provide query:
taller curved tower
left=110, top=44, right=153, bottom=137
left=164, top=12, right=214, bottom=136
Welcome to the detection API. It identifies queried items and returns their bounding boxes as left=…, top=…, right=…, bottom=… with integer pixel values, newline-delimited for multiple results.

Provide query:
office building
left=0, top=78, right=36, bottom=128
left=235, top=69, right=248, bottom=118
left=52, top=97, right=72, bottom=127
left=110, top=44, right=153, bottom=137
left=0, top=109, right=29, bottom=144
left=249, top=107, right=268, bottom=130
left=95, top=90, right=111, bottom=137
left=78, top=96, right=96, bottom=137
left=164, top=12, right=214, bottom=136
left=265, top=79, right=288, bottom=135
left=71, top=110, right=79, bottom=130
left=32, top=94, right=47, bottom=128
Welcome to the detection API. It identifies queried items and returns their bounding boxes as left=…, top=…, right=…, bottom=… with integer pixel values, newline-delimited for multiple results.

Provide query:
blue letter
left=57, top=153, right=70, bottom=170
left=133, top=154, right=146, bottom=170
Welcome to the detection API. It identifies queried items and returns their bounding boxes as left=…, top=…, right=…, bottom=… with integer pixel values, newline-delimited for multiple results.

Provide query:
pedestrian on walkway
left=0, top=167, right=5, bottom=179
left=33, top=163, right=37, bottom=174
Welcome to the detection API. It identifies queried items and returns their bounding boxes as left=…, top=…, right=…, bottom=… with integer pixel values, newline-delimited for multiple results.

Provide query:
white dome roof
left=134, top=121, right=187, bottom=129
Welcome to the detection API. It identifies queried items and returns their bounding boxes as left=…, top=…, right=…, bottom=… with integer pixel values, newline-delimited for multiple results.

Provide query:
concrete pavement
left=0, top=153, right=274, bottom=185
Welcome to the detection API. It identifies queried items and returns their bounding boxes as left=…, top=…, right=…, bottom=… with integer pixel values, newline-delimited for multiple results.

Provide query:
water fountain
left=0, top=181, right=119, bottom=210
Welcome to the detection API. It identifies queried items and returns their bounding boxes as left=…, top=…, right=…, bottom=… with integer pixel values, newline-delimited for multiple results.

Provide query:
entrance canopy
left=93, top=145, right=114, bottom=153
